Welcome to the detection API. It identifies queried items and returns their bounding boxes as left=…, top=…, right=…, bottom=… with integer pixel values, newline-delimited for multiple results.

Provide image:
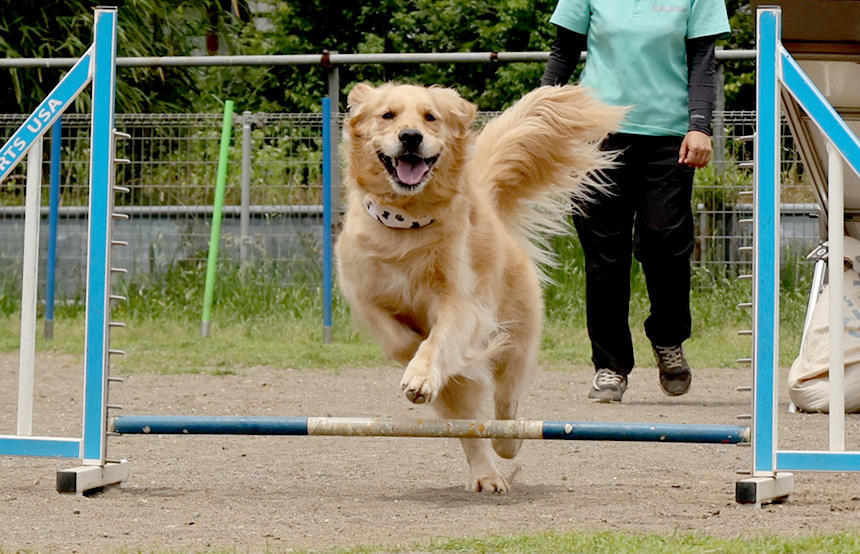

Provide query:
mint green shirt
left=550, top=0, right=731, bottom=136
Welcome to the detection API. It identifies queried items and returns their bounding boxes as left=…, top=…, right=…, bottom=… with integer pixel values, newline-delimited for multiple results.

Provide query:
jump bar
left=112, top=416, right=750, bottom=444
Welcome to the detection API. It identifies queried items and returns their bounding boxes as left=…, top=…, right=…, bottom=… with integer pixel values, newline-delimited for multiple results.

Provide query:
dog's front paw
left=468, top=473, right=510, bottom=494
left=400, top=363, right=441, bottom=404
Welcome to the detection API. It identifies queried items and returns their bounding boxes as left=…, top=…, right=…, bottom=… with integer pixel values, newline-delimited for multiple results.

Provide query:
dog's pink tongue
left=396, top=159, right=428, bottom=185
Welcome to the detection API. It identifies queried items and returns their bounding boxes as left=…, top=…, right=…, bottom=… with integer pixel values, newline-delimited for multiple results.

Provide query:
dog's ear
left=345, top=83, right=375, bottom=139
left=433, top=87, right=477, bottom=132
left=347, top=83, right=374, bottom=111
left=456, top=98, right=478, bottom=131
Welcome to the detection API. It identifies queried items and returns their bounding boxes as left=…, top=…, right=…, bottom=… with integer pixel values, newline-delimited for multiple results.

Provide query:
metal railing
left=0, top=109, right=817, bottom=300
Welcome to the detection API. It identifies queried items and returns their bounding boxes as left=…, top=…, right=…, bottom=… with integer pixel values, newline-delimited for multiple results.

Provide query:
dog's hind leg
left=491, top=336, right=539, bottom=459
left=434, top=379, right=509, bottom=493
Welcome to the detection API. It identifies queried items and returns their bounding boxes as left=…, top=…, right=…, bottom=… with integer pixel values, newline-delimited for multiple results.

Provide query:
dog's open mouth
left=378, top=152, right=439, bottom=190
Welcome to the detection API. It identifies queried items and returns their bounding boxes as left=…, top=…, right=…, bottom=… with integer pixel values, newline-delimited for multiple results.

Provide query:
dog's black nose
left=398, top=129, right=423, bottom=151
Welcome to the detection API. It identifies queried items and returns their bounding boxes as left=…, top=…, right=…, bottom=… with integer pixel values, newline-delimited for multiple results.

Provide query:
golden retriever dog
left=335, top=82, right=623, bottom=492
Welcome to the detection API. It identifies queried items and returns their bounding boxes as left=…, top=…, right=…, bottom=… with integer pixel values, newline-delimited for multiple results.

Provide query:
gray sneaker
left=653, top=344, right=692, bottom=396
left=587, top=368, right=628, bottom=403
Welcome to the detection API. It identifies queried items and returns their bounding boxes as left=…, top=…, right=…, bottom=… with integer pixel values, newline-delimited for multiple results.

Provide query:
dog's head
left=344, top=83, right=477, bottom=201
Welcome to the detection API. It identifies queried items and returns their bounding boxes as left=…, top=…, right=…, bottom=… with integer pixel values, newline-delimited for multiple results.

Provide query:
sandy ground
left=1, top=351, right=860, bottom=552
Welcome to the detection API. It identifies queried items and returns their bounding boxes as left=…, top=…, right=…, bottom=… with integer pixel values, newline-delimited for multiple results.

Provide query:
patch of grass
left=111, top=317, right=383, bottom=375
left=343, top=530, right=860, bottom=553
left=0, top=234, right=813, bottom=373
left=0, top=298, right=803, bottom=376
left=4, top=530, right=860, bottom=554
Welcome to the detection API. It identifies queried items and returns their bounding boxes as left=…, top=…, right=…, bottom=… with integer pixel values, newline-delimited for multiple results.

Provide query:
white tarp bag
left=788, top=237, right=860, bottom=413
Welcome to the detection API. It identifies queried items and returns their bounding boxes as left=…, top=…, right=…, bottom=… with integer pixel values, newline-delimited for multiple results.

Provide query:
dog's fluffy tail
left=473, top=85, right=626, bottom=273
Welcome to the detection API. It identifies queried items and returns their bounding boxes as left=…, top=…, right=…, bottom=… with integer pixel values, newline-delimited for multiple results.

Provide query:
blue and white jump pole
left=112, top=415, right=749, bottom=444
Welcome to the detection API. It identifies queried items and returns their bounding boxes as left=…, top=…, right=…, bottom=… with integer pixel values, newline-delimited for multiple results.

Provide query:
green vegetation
left=0, top=1, right=209, bottom=113
left=101, top=531, right=860, bottom=553
left=407, top=530, right=860, bottom=553
left=0, top=235, right=811, bottom=374
left=2, top=1, right=756, bottom=115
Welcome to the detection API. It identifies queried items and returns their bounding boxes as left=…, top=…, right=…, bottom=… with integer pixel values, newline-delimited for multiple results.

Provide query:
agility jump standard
left=735, top=6, right=860, bottom=505
left=0, top=7, right=127, bottom=493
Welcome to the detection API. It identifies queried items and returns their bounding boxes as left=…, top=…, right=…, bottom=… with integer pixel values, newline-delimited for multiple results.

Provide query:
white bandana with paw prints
left=363, top=195, right=436, bottom=229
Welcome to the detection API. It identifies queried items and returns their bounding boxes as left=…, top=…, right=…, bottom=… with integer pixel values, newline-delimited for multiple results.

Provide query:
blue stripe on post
left=542, top=421, right=748, bottom=444
left=82, top=8, right=117, bottom=465
left=0, top=50, right=91, bottom=184
left=777, top=451, right=860, bottom=472
left=753, top=8, right=780, bottom=475
left=321, top=97, right=333, bottom=337
left=45, top=118, right=62, bottom=328
left=781, top=51, right=860, bottom=178
left=0, top=436, right=81, bottom=458
left=113, top=416, right=310, bottom=435
left=112, top=416, right=748, bottom=444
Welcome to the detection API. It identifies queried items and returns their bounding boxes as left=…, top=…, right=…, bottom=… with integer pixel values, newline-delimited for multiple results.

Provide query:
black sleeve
left=686, top=35, right=719, bottom=135
left=541, top=25, right=587, bottom=87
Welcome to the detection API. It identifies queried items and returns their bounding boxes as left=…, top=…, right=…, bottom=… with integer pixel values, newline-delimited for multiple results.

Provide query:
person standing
left=541, top=0, right=731, bottom=402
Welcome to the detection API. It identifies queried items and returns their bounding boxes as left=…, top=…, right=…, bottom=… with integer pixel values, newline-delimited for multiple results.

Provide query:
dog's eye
left=381, top=111, right=395, bottom=120
left=424, top=113, right=436, bottom=122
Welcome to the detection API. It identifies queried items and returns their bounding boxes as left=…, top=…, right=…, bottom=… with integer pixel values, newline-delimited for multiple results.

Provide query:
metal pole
left=45, top=118, right=62, bottom=340
left=714, top=58, right=726, bottom=174
left=327, top=61, right=340, bottom=214
left=16, top=137, right=43, bottom=437
left=827, top=142, right=845, bottom=450
left=321, top=97, right=333, bottom=344
left=698, top=208, right=708, bottom=264
left=239, top=110, right=252, bottom=266
left=0, top=50, right=756, bottom=69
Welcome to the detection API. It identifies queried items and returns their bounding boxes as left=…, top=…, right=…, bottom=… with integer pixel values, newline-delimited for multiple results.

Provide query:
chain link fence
left=0, top=110, right=819, bottom=301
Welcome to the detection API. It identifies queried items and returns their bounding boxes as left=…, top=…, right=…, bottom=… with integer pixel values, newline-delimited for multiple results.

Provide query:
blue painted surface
left=321, top=97, right=333, bottom=331
left=45, top=118, right=62, bottom=326
left=0, top=50, right=91, bottom=183
left=542, top=422, right=748, bottom=443
left=753, top=8, right=779, bottom=475
left=113, top=416, right=748, bottom=444
left=0, top=436, right=81, bottom=459
left=114, top=415, right=310, bottom=435
left=82, top=8, right=117, bottom=464
left=781, top=51, right=860, bottom=178
left=777, top=451, right=860, bottom=472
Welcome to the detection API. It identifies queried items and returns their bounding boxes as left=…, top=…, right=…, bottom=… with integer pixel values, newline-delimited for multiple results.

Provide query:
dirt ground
left=1, top=351, right=859, bottom=553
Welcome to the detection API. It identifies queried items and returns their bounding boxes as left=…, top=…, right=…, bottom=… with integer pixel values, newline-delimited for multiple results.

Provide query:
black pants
left=573, top=133, right=695, bottom=375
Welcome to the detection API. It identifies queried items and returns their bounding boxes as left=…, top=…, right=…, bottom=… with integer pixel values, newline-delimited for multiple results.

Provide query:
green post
left=201, top=100, right=234, bottom=337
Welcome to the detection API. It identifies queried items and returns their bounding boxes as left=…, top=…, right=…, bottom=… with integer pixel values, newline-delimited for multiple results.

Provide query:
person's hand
left=678, top=130, right=712, bottom=168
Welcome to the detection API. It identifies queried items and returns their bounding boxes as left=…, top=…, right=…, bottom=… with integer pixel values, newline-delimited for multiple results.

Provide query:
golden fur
left=335, top=83, right=624, bottom=492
